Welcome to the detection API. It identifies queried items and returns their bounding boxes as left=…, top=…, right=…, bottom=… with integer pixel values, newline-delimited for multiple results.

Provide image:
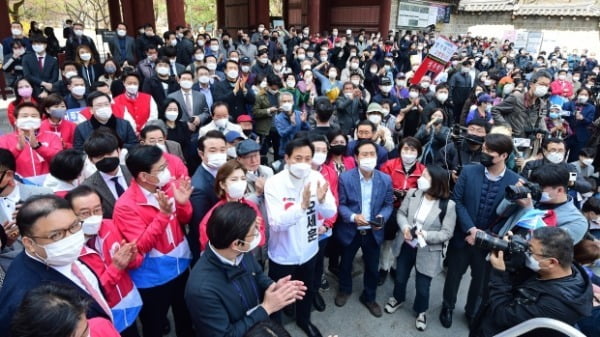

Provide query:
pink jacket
left=164, top=152, right=189, bottom=178
left=39, top=118, right=77, bottom=149
left=0, top=131, right=62, bottom=177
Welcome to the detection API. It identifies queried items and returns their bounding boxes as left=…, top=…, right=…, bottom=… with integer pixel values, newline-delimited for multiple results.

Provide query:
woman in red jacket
left=198, top=159, right=266, bottom=252
left=0, top=102, right=62, bottom=178
left=6, top=78, right=38, bottom=127
left=39, top=93, right=77, bottom=149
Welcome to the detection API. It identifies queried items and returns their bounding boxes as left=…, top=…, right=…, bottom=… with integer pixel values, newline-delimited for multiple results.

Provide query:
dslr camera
left=505, top=182, right=542, bottom=202
left=474, top=231, right=529, bottom=272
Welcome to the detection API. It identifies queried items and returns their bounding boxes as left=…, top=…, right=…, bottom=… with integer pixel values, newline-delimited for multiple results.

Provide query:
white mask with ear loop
left=235, top=231, right=261, bottom=253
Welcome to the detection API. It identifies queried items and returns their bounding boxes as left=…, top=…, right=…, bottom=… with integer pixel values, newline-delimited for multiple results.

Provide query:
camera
left=505, top=182, right=542, bottom=202
left=474, top=231, right=529, bottom=272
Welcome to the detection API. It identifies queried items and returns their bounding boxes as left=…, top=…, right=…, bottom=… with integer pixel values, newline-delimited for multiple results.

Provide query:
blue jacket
left=73, top=116, right=138, bottom=151
left=346, top=140, right=388, bottom=168
left=451, top=164, right=520, bottom=247
left=0, top=252, right=110, bottom=336
left=274, top=110, right=310, bottom=157
left=337, top=168, right=394, bottom=246
left=185, top=247, right=273, bottom=337
left=562, top=101, right=596, bottom=143
left=189, top=165, right=219, bottom=260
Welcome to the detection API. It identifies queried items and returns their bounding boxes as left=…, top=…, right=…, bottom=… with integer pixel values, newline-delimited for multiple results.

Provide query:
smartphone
left=569, top=172, right=577, bottom=183
left=369, top=215, right=384, bottom=229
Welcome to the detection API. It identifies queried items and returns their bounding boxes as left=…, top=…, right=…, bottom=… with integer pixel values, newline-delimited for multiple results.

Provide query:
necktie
left=185, top=92, right=192, bottom=117
left=38, top=56, right=43, bottom=71
left=111, top=176, right=125, bottom=197
left=71, top=262, right=113, bottom=320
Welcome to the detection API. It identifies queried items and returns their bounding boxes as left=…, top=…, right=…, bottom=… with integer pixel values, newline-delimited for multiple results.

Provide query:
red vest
left=113, top=93, right=152, bottom=133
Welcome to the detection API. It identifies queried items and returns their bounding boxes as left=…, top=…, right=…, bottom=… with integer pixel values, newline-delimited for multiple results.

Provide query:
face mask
left=210, top=45, right=219, bottom=52
left=207, top=152, right=227, bottom=169
left=36, top=229, right=85, bottom=267
left=577, top=96, right=589, bottom=104
left=330, top=144, right=346, bottom=156
left=368, top=114, right=382, bottom=125
left=198, top=75, right=210, bottom=84
left=401, top=153, right=418, bottom=166
left=95, top=106, right=112, bottom=120
left=170, top=39, right=178, bottom=47
left=32, top=44, right=45, bottom=53
left=558, top=75, right=566, bottom=81
left=480, top=152, right=495, bottom=167
left=65, top=71, right=77, bottom=79
left=11, top=28, right=22, bottom=36
left=227, top=70, right=239, bottom=79
left=240, top=65, right=251, bottom=73
left=328, top=71, right=337, bottom=79
left=534, top=85, right=548, bottom=97
left=546, top=152, right=564, bottom=164
left=50, top=108, right=66, bottom=120
left=156, top=66, right=170, bottom=76
left=350, top=63, right=359, bottom=70
left=380, top=85, right=392, bottom=93
left=206, top=63, right=217, bottom=71
left=396, top=79, right=406, bottom=87
left=289, top=162, right=312, bottom=179
left=165, top=110, right=179, bottom=121
left=71, top=86, right=86, bottom=96
left=409, top=91, right=419, bottom=99
left=573, top=77, right=580, bottom=82
left=436, top=92, right=448, bottom=103
left=16, top=117, right=41, bottom=130
left=312, top=152, right=327, bottom=166
left=484, top=79, right=492, bottom=86
left=125, top=85, right=139, bottom=95
left=155, top=143, right=167, bottom=153
left=549, top=112, right=559, bottom=119
left=297, top=54, right=306, bottom=61
left=370, top=68, right=377, bottom=74
left=95, top=157, right=120, bottom=173
left=420, top=82, right=430, bottom=89
left=307, top=52, right=315, bottom=59
left=226, top=180, right=247, bottom=199
left=117, top=29, right=126, bottom=37
left=82, top=215, right=103, bottom=235
left=381, top=108, right=390, bottom=116
left=74, top=29, right=84, bottom=37
left=351, top=79, right=360, bottom=86
left=180, top=80, right=193, bottom=89
left=283, top=79, right=295, bottom=88
left=105, top=65, right=117, bottom=74
left=17, top=87, right=33, bottom=98
left=79, top=53, right=91, bottom=61
left=525, top=253, right=541, bottom=272
left=194, top=53, right=205, bottom=61
left=235, top=231, right=261, bottom=253
left=417, top=176, right=431, bottom=191
left=281, top=102, right=293, bottom=112
left=226, top=146, right=237, bottom=158
left=359, top=157, right=377, bottom=172
left=154, top=168, right=172, bottom=188
left=582, top=158, right=594, bottom=166
left=214, top=118, right=228, bottom=128
left=503, top=84, right=514, bottom=95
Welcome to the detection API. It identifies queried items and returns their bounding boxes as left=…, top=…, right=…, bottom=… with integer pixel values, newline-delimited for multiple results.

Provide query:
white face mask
left=199, top=75, right=210, bottom=84
left=16, top=117, right=41, bottom=130
left=577, top=96, right=589, bottom=104
left=401, top=153, right=418, bottom=166
left=95, top=106, right=112, bottom=120
left=82, top=215, right=103, bottom=235
left=71, top=86, right=86, bottom=97
left=214, top=118, right=228, bottom=128
left=281, top=102, right=294, bottom=112
left=540, top=191, right=553, bottom=203
left=206, top=63, right=217, bottom=71
left=156, top=66, right=170, bottom=76
left=65, top=71, right=78, bottom=79
left=195, top=53, right=205, bottom=61
left=380, top=85, right=392, bottom=93
left=241, top=65, right=251, bottom=73
left=117, top=29, right=126, bottom=37
left=226, top=180, right=247, bottom=199
left=207, top=152, right=227, bottom=169
left=368, top=114, right=382, bottom=125
left=36, top=229, right=85, bottom=266
left=156, top=143, right=167, bottom=152
left=534, top=85, right=548, bottom=98
left=79, top=53, right=91, bottom=61
left=417, top=176, right=431, bottom=191
left=351, top=79, right=360, bottom=86
left=210, top=45, right=219, bottom=52
left=409, top=91, right=419, bottom=99
left=546, top=151, right=564, bottom=164
left=227, top=70, right=239, bottom=79
left=11, top=28, right=22, bottom=36
left=582, top=158, right=594, bottom=166
left=74, top=29, right=84, bottom=37
left=32, top=44, right=45, bottom=53
left=289, top=162, right=312, bottom=179
left=235, top=231, right=261, bottom=253
left=420, top=82, right=430, bottom=89
left=155, top=168, right=172, bottom=187
left=436, top=92, right=449, bottom=103
left=359, top=157, right=377, bottom=172
left=226, top=146, right=237, bottom=158
left=180, top=80, right=193, bottom=89
left=286, top=80, right=296, bottom=88
left=525, top=253, right=541, bottom=272
left=165, top=110, right=178, bottom=121
left=125, top=84, right=139, bottom=95
left=312, top=152, right=327, bottom=166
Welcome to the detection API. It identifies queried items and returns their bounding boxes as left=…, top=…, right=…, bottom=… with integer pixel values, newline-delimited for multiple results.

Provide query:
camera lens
left=474, top=231, right=509, bottom=252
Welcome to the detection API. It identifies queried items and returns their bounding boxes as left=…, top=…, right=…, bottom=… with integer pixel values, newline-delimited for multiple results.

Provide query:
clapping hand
left=156, top=190, right=174, bottom=215
left=112, top=240, right=138, bottom=270
left=316, top=180, right=329, bottom=203
left=173, top=176, right=193, bottom=205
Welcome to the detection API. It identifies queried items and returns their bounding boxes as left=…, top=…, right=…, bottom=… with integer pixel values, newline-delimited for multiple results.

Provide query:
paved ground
left=0, top=95, right=472, bottom=337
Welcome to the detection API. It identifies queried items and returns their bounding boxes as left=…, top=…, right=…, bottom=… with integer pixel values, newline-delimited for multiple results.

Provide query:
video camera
left=505, top=182, right=542, bottom=202
left=474, top=231, right=529, bottom=272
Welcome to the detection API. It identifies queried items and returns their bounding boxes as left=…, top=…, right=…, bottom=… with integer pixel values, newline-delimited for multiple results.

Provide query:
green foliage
left=185, top=0, right=217, bottom=29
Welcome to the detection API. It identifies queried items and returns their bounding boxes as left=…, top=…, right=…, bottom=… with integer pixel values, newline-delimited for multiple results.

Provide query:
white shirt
left=484, top=166, right=506, bottom=182
left=0, top=184, right=20, bottom=220
left=201, top=163, right=219, bottom=177
left=209, top=243, right=243, bottom=266
left=414, top=196, right=436, bottom=228
left=264, top=169, right=337, bottom=265
left=99, top=167, right=128, bottom=199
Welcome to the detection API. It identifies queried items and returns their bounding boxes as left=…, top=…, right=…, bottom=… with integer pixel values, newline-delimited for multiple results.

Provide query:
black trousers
left=442, top=244, right=489, bottom=317
left=138, top=269, right=193, bottom=337
left=268, top=254, right=318, bottom=326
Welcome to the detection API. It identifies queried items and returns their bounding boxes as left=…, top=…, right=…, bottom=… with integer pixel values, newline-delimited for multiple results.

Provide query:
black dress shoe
left=297, top=321, right=323, bottom=337
left=313, top=292, right=326, bottom=312
left=439, top=306, right=453, bottom=328
left=377, top=269, right=388, bottom=286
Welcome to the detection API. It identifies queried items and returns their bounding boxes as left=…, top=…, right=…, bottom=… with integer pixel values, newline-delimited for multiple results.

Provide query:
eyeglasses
left=29, top=220, right=83, bottom=242
left=526, top=249, right=552, bottom=259
left=77, top=207, right=103, bottom=219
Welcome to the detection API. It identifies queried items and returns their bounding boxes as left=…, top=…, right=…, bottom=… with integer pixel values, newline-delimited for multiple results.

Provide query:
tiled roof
left=458, top=0, right=516, bottom=12
left=458, top=0, right=600, bottom=17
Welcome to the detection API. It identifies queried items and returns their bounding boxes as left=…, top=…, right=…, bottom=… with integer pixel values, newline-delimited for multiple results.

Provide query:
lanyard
left=230, top=259, right=260, bottom=311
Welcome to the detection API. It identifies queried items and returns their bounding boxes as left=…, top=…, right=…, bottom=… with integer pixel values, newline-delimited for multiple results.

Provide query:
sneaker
left=384, top=297, right=403, bottom=314
left=320, top=276, right=330, bottom=291
left=416, top=312, right=427, bottom=331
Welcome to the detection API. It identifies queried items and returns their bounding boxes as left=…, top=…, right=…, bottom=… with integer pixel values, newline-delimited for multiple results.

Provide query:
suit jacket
left=165, top=140, right=186, bottom=164
left=82, top=165, right=133, bottom=219
left=141, top=75, right=180, bottom=107
left=212, top=79, right=255, bottom=120
left=108, top=35, right=136, bottom=65
left=73, top=117, right=138, bottom=151
left=22, top=52, right=58, bottom=87
left=168, top=89, right=210, bottom=124
left=0, top=252, right=110, bottom=336
left=393, top=188, right=456, bottom=277
left=65, top=34, right=100, bottom=61
left=337, top=168, right=394, bottom=246
left=189, top=165, right=219, bottom=260
left=451, top=164, right=520, bottom=248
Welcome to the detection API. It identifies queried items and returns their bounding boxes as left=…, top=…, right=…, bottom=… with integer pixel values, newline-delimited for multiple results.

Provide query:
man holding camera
left=471, top=227, right=592, bottom=337
left=440, top=134, right=520, bottom=328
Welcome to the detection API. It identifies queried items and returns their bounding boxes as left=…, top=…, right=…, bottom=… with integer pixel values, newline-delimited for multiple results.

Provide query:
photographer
left=498, top=163, right=588, bottom=244
left=472, top=227, right=592, bottom=337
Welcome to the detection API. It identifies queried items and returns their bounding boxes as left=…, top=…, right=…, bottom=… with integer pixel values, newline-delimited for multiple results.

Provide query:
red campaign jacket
left=39, top=118, right=77, bottom=149
left=198, top=198, right=266, bottom=252
left=319, top=164, right=339, bottom=228
left=164, top=152, right=189, bottom=178
left=0, top=131, right=62, bottom=177
left=89, top=317, right=121, bottom=337
left=380, top=158, right=426, bottom=208
left=113, top=93, right=152, bottom=133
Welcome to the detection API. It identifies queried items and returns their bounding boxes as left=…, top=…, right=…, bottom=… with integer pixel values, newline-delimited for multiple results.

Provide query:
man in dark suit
left=108, top=23, right=137, bottom=65
left=64, top=22, right=100, bottom=62
left=335, top=139, right=394, bottom=317
left=189, top=130, right=227, bottom=261
left=212, top=60, right=255, bottom=120
left=22, top=36, right=58, bottom=95
left=0, top=195, right=112, bottom=330
left=439, top=133, right=520, bottom=328
left=168, top=71, right=210, bottom=126
left=141, top=56, right=180, bottom=107
left=82, top=129, right=133, bottom=219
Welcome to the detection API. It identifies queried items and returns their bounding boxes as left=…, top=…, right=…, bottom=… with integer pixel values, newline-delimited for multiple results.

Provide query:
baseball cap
left=240, top=56, right=251, bottom=64
left=236, top=139, right=261, bottom=156
left=237, top=115, right=253, bottom=123
left=380, top=77, right=392, bottom=86
left=367, top=102, right=382, bottom=113
left=225, top=131, right=244, bottom=143
left=477, top=94, right=493, bottom=104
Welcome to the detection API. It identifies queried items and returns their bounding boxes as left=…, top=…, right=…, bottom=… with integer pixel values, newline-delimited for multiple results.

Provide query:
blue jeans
left=393, top=242, right=432, bottom=314
left=339, top=230, right=381, bottom=302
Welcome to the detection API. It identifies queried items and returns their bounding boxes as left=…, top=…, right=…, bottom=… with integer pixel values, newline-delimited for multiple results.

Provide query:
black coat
left=141, top=75, right=180, bottom=107
left=212, top=79, right=255, bottom=120
left=73, top=116, right=138, bottom=151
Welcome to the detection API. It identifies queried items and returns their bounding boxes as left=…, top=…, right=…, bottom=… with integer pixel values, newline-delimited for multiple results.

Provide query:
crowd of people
left=0, top=18, right=600, bottom=337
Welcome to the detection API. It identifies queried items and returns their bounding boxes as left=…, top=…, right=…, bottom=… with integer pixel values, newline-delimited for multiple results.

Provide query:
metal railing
left=494, top=318, right=586, bottom=337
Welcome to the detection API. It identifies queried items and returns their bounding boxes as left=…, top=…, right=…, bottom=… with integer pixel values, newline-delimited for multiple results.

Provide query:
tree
left=64, top=0, right=110, bottom=29
left=8, top=0, right=26, bottom=22
left=185, top=0, right=217, bottom=30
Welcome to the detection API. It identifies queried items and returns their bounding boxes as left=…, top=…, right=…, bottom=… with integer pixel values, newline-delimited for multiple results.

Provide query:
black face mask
left=242, top=129, right=253, bottom=137
left=480, top=152, right=495, bottom=167
left=95, top=157, right=120, bottom=173
left=465, top=134, right=484, bottom=145
left=330, top=144, right=347, bottom=156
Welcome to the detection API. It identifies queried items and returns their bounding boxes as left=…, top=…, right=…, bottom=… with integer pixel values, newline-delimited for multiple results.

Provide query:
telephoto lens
left=474, top=231, right=509, bottom=251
